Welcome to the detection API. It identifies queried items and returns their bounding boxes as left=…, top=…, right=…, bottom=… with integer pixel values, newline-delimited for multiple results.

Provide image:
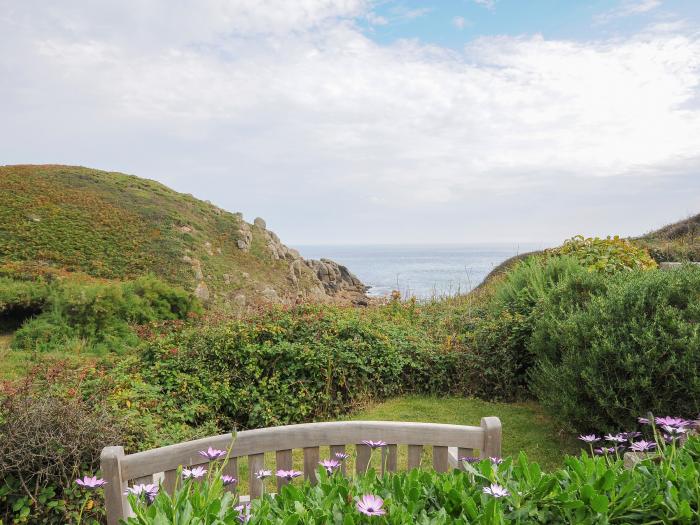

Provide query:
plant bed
left=88, top=434, right=700, bottom=524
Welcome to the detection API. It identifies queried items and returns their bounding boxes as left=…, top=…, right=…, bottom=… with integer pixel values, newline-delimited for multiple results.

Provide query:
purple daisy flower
left=656, top=416, right=693, bottom=428
left=361, top=440, right=387, bottom=449
left=125, top=483, right=159, bottom=502
left=489, top=457, right=503, bottom=465
left=335, top=452, right=350, bottom=460
left=620, top=431, right=642, bottom=440
left=604, top=433, right=626, bottom=443
left=182, top=466, right=207, bottom=479
left=460, top=456, right=481, bottom=464
left=638, top=417, right=650, bottom=425
left=356, top=494, right=386, bottom=516
left=630, top=440, right=656, bottom=452
left=319, top=459, right=341, bottom=473
left=483, top=483, right=510, bottom=498
left=594, top=447, right=616, bottom=455
left=255, top=469, right=272, bottom=480
left=221, top=475, right=237, bottom=486
left=276, top=469, right=302, bottom=481
left=235, top=503, right=251, bottom=523
left=578, top=434, right=600, bottom=443
left=199, top=447, right=227, bottom=461
left=662, top=425, right=688, bottom=436
left=75, top=476, right=107, bottom=489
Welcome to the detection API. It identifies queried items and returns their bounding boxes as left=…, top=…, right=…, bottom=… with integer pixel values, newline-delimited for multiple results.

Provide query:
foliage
left=633, top=212, right=700, bottom=263
left=459, top=256, right=591, bottom=400
left=137, top=304, right=468, bottom=431
left=7, top=274, right=199, bottom=354
left=548, top=235, right=657, bottom=274
left=529, top=265, right=700, bottom=433
left=127, top=437, right=700, bottom=524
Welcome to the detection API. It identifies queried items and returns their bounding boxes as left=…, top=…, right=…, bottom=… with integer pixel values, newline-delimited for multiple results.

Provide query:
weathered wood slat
left=330, top=445, right=347, bottom=475
left=356, top=444, right=372, bottom=474
left=120, top=421, right=486, bottom=479
left=132, top=474, right=154, bottom=486
left=101, top=446, right=128, bottom=525
left=303, top=447, right=320, bottom=484
left=248, top=453, right=265, bottom=499
left=384, top=444, right=397, bottom=473
left=433, top=446, right=448, bottom=472
left=407, top=444, right=423, bottom=470
left=276, top=449, right=293, bottom=491
left=162, top=469, right=179, bottom=494
left=222, top=457, right=238, bottom=494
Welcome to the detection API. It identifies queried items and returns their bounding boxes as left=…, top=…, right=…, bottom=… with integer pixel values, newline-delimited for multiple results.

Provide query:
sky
left=1, top=0, right=699, bottom=244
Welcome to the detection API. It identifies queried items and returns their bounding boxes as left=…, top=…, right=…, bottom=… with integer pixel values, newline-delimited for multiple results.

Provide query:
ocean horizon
left=294, top=242, right=551, bottom=299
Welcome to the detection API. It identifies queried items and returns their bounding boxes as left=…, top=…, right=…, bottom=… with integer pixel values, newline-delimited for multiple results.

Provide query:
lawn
left=347, top=396, right=578, bottom=471
left=233, top=395, right=578, bottom=493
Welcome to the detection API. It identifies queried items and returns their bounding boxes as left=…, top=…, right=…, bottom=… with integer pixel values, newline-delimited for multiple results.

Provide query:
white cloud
left=452, top=16, right=467, bottom=30
left=472, top=0, right=497, bottom=10
left=595, top=0, right=662, bottom=23
left=366, top=12, right=388, bottom=25
left=1, top=0, right=699, bottom=242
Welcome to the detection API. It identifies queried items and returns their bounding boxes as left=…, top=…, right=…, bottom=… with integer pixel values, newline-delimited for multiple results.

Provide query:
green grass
left=347, top=396, right=578, bottom=471
left=232, top=395, right=577, bottom=494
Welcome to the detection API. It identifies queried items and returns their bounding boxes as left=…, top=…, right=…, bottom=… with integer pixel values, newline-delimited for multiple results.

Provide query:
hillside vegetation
left=0, top=165, right=364, bottom=308
left=634, top=212, right=700, bottom=262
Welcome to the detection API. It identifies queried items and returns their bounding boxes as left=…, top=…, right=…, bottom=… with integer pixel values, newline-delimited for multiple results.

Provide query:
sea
left=293, top=243, right=549, bottom=300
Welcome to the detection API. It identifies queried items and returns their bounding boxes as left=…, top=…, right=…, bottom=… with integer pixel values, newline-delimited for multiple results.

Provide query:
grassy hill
left=633, top=213, right=700, bottom=262
left=0, top=165, right=360, bottom=306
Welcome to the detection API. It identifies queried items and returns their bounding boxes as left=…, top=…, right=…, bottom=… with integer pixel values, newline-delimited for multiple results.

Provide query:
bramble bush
left=138, top=304, right=469, bottom=430
left=529, top=265, right=700, bottom=433
left=547, top=235, right=657, bottom=274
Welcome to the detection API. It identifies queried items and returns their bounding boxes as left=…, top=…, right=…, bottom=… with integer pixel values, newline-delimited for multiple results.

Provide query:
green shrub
left=125, top=437, right=700, bottom=524
left=8, top=275, right=199, bottom=353
left=463, top=256, right=590, bottom=399
left=530, top=265, right=700, bottom=433
left=138, top=304, right=466, bottom=430
left=549, top=235, right=657, bottom=274
left=0, top=277, right=49, bottom=330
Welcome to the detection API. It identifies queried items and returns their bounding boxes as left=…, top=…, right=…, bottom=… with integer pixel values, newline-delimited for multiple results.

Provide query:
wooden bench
left=101, top=418, right=501, bottom=525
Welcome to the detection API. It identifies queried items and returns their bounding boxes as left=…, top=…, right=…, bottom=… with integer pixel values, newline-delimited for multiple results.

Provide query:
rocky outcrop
left=303, top=258, right=367, bottom=296
left=235, top=216, right=368, bottom=303
left=236, top=222, right=252, bottom=252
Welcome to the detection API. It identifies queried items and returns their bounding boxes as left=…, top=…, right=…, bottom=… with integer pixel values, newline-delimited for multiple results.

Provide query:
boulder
left=254, top=217, right=267, bottom=229
left=194, top=282, right=210, bottom=302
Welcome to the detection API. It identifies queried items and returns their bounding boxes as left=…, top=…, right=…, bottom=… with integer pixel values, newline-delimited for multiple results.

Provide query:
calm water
left=294, top=243, right=548, bottom=299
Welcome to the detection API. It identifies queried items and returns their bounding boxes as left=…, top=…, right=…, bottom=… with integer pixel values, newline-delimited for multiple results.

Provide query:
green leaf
left=590, top=494, right=609, bottom=514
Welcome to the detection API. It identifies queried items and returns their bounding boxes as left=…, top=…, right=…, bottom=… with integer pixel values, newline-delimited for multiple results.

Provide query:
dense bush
left=138, top=304, right=468, bottom=430
left=461, top=256, right=592, bottom=399
left=125, top=436, right=700, bottom=524
left=548, top=235, right=657, bottom=274
left=0, top=277, right=49, bottom=330
left=8, top=275, right=200, bottom=353
left=530, top=265, right=700, bottom=432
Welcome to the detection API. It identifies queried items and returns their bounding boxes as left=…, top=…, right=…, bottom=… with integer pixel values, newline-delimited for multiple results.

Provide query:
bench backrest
left=101, top=417, right=501, bottom=524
